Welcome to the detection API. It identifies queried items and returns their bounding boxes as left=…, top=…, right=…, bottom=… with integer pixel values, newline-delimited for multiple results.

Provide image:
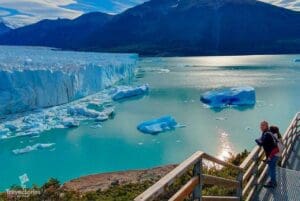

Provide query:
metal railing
left=135, top=112, right=300, bottom=201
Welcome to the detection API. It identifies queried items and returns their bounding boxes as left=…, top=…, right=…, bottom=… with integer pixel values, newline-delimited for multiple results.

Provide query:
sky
left=0, top=0, right=299, bottom=28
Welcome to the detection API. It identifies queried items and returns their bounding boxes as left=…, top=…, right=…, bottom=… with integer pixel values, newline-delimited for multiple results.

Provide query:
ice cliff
left=0, top=46, right=138, bottom=116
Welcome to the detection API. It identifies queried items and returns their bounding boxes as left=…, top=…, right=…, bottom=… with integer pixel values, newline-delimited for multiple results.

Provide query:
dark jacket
left=255, top=131, right=278, bottom=158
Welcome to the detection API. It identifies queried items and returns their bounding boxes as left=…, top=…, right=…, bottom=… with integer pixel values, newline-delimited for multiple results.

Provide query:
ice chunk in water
left=137, top=115, right=181, bottom=134
left=0, top=127, right=10, bottom=138
left=4, top=124, right=18, bottom=131
left=200, top=86, right=256, bottom=108
left=12, top=143, right=55, bottom=155
left=68, top=106, right=101, bottom=118
left=112, top=84, right=149, bottom=101
left=62, top=118, right=79, bottom=128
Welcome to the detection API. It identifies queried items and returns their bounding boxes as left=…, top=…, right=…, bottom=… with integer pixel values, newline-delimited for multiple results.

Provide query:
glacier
left=0, top=46, right=138, bottom=116
left=200, top=86, right=256, bottom=108
left=137, top=115, right=183, bottom=134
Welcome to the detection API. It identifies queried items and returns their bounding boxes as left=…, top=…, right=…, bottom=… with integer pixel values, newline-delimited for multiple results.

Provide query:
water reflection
left=217, top=130, right=234, bottom=161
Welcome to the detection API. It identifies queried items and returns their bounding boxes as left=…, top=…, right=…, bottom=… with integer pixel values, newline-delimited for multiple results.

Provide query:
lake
left=0, top=54, right=300, bottom=191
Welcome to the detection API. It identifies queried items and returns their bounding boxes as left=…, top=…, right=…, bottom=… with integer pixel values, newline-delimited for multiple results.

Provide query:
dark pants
left=267, top=156, right=279, bottom=184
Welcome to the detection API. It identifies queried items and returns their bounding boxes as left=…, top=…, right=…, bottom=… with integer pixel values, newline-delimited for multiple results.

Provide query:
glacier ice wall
left=0, top=46, right=138, bottom=115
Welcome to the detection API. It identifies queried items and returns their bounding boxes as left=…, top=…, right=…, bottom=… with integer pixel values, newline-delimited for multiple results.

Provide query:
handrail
left=135, top=112, right=300, bottom=201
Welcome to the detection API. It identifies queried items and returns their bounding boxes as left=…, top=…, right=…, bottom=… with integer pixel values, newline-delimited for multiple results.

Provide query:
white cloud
left=0, top=0, right=82, bottom=28
left=0, top=0, right=299, bottom=28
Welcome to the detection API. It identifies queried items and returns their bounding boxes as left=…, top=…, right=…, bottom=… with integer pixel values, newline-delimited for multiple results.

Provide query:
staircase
left=135, top=112, right=300, bottom=201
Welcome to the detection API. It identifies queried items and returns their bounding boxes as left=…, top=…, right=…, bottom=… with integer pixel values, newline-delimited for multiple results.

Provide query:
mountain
left=0, top=12, right=112, bottom=49
left=0, top=22, right=11, bottom=35
left=0, top=0, right=300, bottom=56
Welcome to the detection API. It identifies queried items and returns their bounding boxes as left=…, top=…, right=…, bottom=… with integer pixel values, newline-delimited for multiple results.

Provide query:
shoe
left=263, top=181, right=276, bottom=188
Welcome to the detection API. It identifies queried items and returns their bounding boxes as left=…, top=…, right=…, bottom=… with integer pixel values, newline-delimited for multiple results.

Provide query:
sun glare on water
left=217, top=131, right=234, bottom=161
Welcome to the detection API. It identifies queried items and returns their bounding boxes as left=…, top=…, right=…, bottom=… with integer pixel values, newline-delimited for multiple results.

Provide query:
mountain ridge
left=0, top=0, right=299, bottom=56
left=0, top=22, right=11, bottom=35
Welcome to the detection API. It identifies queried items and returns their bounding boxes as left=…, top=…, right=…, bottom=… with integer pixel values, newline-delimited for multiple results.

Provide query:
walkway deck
left=254, top=167, right=300, bottom=201
left=286, top=135, right=300, bottom=171
left=255, top=136, right=300, bottom=201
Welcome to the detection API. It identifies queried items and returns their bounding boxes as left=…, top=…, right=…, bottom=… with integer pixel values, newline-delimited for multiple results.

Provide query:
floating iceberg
left=0, top=127, right=10, bottom=138
left=12, top=143, right=55, bottom=155
left=4, top=124, right=17, bottom=131
left=68, top=106, right=102, bottom=118
left=62, top=118, right=79, bottom=128
left=68, top=106, right=114, bottom=121
left=0, top=46, right=138, bottom=116
left=200, top=86, right=256, bottom=108
left=137, top=116, right=182, bottom=134
left=112, top=84, right=149, bottom=101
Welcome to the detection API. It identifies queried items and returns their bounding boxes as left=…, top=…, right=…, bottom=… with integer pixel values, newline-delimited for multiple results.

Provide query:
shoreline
left=62, top=164, right=177, bottom=193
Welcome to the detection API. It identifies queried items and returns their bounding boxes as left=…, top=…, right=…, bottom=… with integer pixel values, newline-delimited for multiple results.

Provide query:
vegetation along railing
left=135, top=112, right=300, bottom=201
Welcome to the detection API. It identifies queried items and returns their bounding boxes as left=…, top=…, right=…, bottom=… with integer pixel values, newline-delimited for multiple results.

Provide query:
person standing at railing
left=255, top=121, right=279, bottom=188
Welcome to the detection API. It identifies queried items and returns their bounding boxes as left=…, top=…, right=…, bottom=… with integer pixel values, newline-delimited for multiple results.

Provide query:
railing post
left=253, top=152, right=259, bottom=186
left=192, top=159, right=202, bottom=201
left=236, top=171, right=243, bottom=201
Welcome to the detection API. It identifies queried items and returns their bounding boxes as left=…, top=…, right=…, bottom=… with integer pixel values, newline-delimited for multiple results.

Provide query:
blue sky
left=0, top=0, right=299, bottom=28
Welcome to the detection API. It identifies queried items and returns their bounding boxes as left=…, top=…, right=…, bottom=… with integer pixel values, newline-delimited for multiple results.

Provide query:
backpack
left=265, top=131, right=283, bottom=156
left=273, top=133, right=284, bottom=157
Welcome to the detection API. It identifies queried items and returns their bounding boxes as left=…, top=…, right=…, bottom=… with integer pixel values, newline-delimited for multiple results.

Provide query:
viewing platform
left=135, top=112, right=300, bottom=201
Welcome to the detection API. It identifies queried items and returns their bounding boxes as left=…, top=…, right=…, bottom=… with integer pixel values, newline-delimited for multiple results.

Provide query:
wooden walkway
left=135, top=113, right=300, bottom=201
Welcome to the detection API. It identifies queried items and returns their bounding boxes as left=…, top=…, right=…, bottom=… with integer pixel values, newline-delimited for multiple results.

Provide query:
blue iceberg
left=62, top=118, right=80, bottom=128
left=200, top=86, right=256, bottom=108
left=112, top=84, right=149, bottom=101
left=137, top=115, right=181, bottom=134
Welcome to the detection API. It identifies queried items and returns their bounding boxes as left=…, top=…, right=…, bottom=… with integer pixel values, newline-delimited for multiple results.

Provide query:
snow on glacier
left=0, top=46, right=138, bottom=116
left=200, top=86, right=256, bottom=108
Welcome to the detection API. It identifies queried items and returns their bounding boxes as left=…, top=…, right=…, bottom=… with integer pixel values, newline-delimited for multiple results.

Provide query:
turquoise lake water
left=1, top=55, right=300, bottom=190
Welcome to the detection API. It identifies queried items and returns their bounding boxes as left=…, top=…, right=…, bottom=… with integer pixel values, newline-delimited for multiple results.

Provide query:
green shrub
left=0, top=150, right=249, bottom=201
